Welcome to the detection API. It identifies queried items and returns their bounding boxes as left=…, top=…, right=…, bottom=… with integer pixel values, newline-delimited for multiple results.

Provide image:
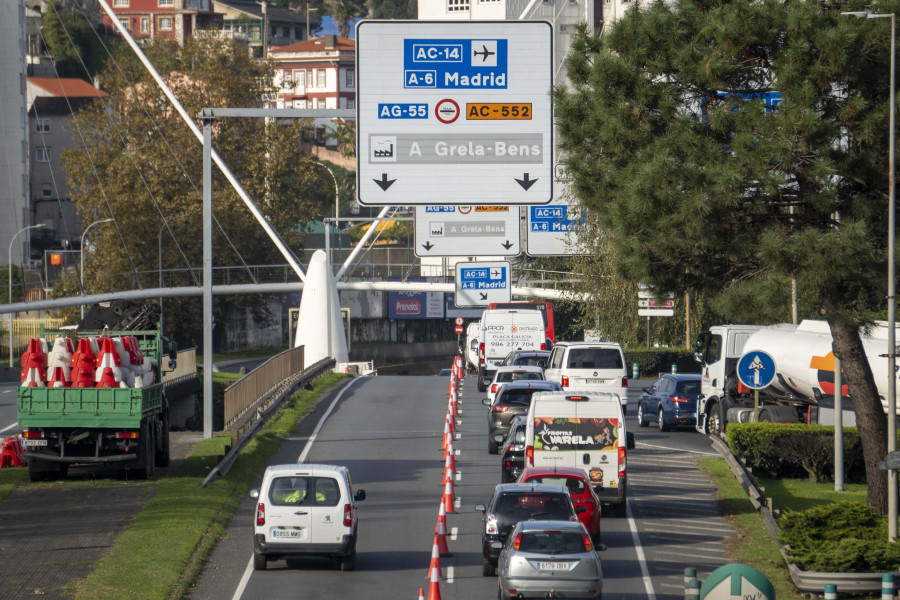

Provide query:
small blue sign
left=378, top=103, right=428, bottom=119
left=458, top=266, right=507, bottom=290
left=404, top=38, right=508, bottom=89
left=529, top=206, right=582, bottom=233
left=737, top=350, right=777, bottom=390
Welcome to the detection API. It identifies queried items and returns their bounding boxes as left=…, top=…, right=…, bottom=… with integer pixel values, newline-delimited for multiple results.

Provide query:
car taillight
left=486, top=514, right=498, bottom=535
left=582, top=532, right=593, bottom=552
left=505, top=460, right=511, bottom=469
left=619, top=446, right=626, bottom=479
left=479, top=343, right=485, bottom=359
left=21, top=429, right=43, bottom=439
left=491, top=384, right=500, bottom=394
left=512, top=532, right=522, bottom=550
left=540, top=342, right=546, bottom=350
left=506, top=445, right=514, bottom=453
left=561, top=375, right=569, bottom=387
left=116, top=431, right=139, bottom=439
left=622, top=376, right=629, bottom=388
left=670, top=395, right=690, bottom=403
left=525, top=446, right=533, bottom=465
left=492, top=404, right=509, bottom=413
left=343, top=503, right=352, bottom=527
left=256, top=503, right=265, bottom=526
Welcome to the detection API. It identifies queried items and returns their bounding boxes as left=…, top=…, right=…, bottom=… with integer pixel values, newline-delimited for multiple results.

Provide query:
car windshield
left=527, top=476, right=585, bottom=496
left=677, top=380, right=701, bottom=394
left=566, top=348, right=623, bottom=369
left=498, top=371, right=542, bottom=383
left=496, top=493, right=572, bottom=521
left=514, top=356, right=546, bottom=367
left=518, top=531, right=586, bottom=555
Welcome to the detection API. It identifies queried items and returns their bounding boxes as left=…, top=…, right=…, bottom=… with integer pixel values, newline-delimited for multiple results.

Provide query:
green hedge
left=779, top=502, right=900, bottom=571
left=623, top=348, right=699, bottom=378
left=728, top=423, right=864, bottom=482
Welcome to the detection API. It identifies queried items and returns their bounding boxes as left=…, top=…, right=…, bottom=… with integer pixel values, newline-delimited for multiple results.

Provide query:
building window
left=159, top=0, right=174, bottom=5
left=347, top=99, right=355, bottom=109
left=36, top=147, right=50, bottom=163
left=283, top=70, right=293, bottom=88
left=35, top=119, right=50, bottom=134
left=294, top=99, right=307, bottom=109
left=119, top=17, right=130, bottom=30
left=294, top=27, right=302, bottom=39
left=271, top=26, right=276, bottom=36
left=306, top=70, right=313, bottom=87
left=316, top=69, right=326, bottom=87
left=113, top=0, right=128, bottom=6
left=41, top=184, right=52, bottom=198
left=447, top=0, right=469, bottom=11
left=345, top=69, right=354, bottom=87
left=294, top=70, right=305, bottom=87
left=158, top=17, right=173, bottom=30
left=140, top=18, right=149, bottom=33
left=317, top=99, right=325, bottom=109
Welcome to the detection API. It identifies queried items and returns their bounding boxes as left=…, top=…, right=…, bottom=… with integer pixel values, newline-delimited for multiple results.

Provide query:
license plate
left=271, top=528, right=304, bottom=538
left=585, top=378, right=608, bottom=384
left=536, top=561, right=569, bottom=570
left=23, top=439, right=47, bottom=447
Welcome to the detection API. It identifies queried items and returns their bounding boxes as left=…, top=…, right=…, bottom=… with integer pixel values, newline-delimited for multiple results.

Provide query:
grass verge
left=698, top=457, right=808, bottom=600
left=0, top=467, right=27, bottom=503
left=72, top=372, right=351, bottom=600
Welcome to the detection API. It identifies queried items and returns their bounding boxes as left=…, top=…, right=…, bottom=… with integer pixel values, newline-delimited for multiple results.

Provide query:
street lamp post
left=843, top=10, right=897, bottom=541
left=315, top=161, right=340, bottom=267
left=158, top=214, right=189, bottom=336
left=9, top=223, right=45, bottom=367
left=306, top=4, right=318, bottom=40
left=79, top=218, right=114, bottom=320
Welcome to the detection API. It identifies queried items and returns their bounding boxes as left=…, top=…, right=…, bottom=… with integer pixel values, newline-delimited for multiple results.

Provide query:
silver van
left=250, top=463, right=365, bottom=571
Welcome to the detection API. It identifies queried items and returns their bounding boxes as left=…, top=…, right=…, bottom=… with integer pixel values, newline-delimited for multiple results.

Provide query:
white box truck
left=478, top=309, right=546, bottom=392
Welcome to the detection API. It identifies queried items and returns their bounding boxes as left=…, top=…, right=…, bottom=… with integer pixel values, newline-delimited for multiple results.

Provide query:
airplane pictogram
left=473, top=44, right=495, bottom=62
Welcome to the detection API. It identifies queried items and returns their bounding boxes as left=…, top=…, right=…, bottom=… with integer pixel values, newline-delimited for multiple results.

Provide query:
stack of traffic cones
left=19, top=338, right=47, bottom=387
left=94, top=337, right=124, bottom=387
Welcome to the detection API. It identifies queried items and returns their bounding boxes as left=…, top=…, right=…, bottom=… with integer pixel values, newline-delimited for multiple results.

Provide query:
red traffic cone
left=442, top=479, right=455, bottom=514
left=446, top=412, right=455, bottom=436
left=440, top=419, right=449, bottom=450
left=443, top=441, right=456, bottom=476
left=426, top=551, right=442, bottom=600
left=425, top=535, right=443, bottom=579
left=96, top=367, right=120, bottom=388
left=48, top=366, right=71, bottom=388
left=435, top=512, right=452, bottom=556
left=418, top=588, right=425, bottom=600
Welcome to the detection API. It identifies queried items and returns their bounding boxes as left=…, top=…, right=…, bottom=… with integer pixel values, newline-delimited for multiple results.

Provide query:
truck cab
left=693, top=325, right=761, bottom=434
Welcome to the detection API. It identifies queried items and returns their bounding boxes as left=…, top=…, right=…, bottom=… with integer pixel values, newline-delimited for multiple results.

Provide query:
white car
left=250, top=463, right=366, bottom=571
left=544, top=341, right=629, bottom=413
left=486, top=365, right=545, bottom=405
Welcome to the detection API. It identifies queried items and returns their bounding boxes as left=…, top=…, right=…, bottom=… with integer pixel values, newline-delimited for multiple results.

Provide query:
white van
left=465, top=321, right=481, bottom=374
left=544, top=342, right=629, bottom=413
left=479, top=309, right=547, bottom=392
left=525, top=392, right=634, bottom=517
left=250, top=463, right=366, bottom=571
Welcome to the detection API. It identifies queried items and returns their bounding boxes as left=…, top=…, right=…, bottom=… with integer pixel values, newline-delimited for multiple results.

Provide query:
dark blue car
left=636, top=374, right=701, bottom=431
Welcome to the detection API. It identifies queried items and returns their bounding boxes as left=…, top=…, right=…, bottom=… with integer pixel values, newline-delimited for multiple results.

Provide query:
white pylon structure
left=295, top=250, right=349, bottom=363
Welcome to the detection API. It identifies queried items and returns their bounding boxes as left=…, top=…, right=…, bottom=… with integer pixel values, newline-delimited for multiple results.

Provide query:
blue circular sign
left=736, top=350, right=777, bottom=389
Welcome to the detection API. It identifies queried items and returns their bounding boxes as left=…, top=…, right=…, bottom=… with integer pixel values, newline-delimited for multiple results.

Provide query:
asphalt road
left=187, top=375, right=735, bottom=600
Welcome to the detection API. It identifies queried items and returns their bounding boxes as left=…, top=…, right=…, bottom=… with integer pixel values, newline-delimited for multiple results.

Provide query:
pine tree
left=556, top=0, right=897, bottom=512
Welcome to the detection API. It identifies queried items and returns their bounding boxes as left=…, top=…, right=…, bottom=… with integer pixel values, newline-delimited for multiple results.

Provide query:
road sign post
left=356, top=21, right=553, bottom=206
left=737, top=350, right=777, bottom=422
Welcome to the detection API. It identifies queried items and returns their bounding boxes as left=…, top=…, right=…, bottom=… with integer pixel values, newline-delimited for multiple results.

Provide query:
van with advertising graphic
left=524, top=392, right=634, bottom=517
left=478, top=309, right=546, bottom=393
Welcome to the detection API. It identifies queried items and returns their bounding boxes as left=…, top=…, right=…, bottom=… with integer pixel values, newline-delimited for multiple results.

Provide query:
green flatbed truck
left=17, top=328, right=174, bottom=481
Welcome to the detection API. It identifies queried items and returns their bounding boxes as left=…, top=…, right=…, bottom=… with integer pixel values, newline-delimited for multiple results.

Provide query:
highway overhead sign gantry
left=737, top=350, right=777, bottom=389
left=415, top=205, right=520, bottom=256
left=356, top=21, right=553, bottom=206
left=455, top=261, right=511, bottom=306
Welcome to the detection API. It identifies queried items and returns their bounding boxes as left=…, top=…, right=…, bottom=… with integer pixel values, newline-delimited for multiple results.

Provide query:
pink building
left=268, top=35, right=356, bottom=111
left=102, top=0, right=222, bottom=45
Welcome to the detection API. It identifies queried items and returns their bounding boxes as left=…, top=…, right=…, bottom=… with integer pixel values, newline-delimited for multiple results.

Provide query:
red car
left=517, top=467, right=601, bottom=541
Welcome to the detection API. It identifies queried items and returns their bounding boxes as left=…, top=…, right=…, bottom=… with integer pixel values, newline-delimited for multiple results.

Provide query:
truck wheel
left=708, top=404, right=724, bottom=435
left=658, top=409, right=670, bottom=432
left=636, top=403, right=649, bottom=427
left=131, top=427, right=154, bottom=480
left=758, top=409, right=772, bottom=422
left=156, top=410, right=170, bottom=468
left=253, top=550, right=267, bottom=571
left=28, top=460, right=48, bottom=482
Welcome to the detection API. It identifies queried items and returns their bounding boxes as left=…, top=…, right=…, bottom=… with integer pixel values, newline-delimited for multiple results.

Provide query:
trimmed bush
left=728, top=423, right=864, bottom=482
left=779, top=502, right=900, bottom=572
left=624, top=348, right=698, bottom=378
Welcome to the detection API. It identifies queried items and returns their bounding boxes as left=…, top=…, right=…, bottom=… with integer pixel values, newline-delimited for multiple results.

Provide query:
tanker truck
left=693, top=319, right=899, bottom=434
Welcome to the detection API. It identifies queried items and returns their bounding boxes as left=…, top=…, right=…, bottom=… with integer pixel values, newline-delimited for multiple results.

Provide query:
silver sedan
left=497, top=520, right=603, bottom=599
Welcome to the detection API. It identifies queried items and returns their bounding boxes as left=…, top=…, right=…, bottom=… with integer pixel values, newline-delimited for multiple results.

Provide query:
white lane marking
left=3, top=389, right=12, bottom=393
left=231, top=378, right=363, bottom=600
left=636, top=442, right=718, bottom=457
left=446, top=566, right=454, bottom=584
left=450, top=527, right=458, bottom=541
left=626, top=500, right=657, bottom=600
left=1, top=423, right=18, bottom=434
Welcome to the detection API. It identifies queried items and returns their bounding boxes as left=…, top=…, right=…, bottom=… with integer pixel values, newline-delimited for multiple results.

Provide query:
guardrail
left=162, top=347, right=197, bottom=382
left=223, top=345, right=305, bottom=430
left=201, top=357, right=335, bottom=487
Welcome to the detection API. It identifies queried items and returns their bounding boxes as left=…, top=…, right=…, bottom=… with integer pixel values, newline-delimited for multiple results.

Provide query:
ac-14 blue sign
left=404, top=39, right=508, bottom=89
left=455, top=261, right=511, bottom=307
